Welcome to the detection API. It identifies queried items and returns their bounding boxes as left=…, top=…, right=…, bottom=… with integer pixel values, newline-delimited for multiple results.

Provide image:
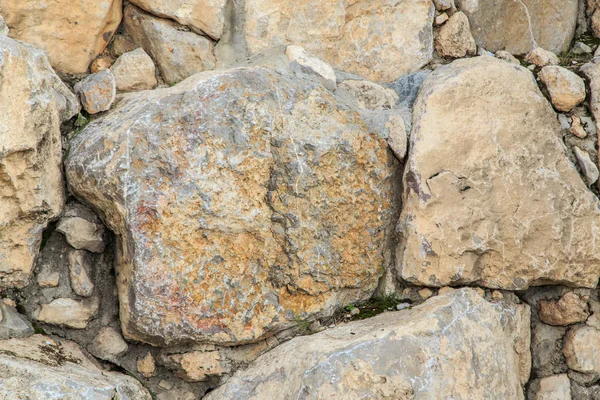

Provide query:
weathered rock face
left=206, top=289, right=531, bottom=399
left=65, top=66, right=397, bottom=346
left=124, top=4, right=216, bottom=85
left=129, top=0, right=226, bottom=40
left=0, top=334, right=150, bottom=399
left=0, top=36, right=79, bottom=290
left=398, top=56, right=600, bottom=290
left=0, top=0, right=123, bottom=74
left=456, top=0, right=578, bottom=54
left=240, top=0, right=434, bottom=82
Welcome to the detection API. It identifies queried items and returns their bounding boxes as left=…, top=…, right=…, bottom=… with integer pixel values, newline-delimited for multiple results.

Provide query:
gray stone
left=532, top=323, right=567, bottom=377
left=0, top=302, right=34, bottom=339
left=0, top=15, right=8, bottom=36
left=68, top=250, right=94, bottom=297
left=285, top=45, right=336, bottom=91
left=92, top=326, right=129, bottom=362
left=56, top=215, right=105, bottom=254
left=34, top=297, right=99, bottom=329
left=496, top=50, right=521, bottom=65
left=387, top=70, right=431, bottom=112
left=528, top=374, right=571, bottom=400
left=574, top=146, right=600, bottom=185
left=573, top=42, right=593, bottom=54
left=110, top=48, right=158, bottom=92
left=74, top=70, right=116, bottom=114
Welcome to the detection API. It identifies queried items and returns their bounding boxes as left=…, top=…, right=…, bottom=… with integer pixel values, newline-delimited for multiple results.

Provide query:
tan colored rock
left=242, top=0, right=434, bottom=83
left=93, top=326, right=129, bottom=361
left=398, top=56, right=600, bottom=289
left=0, top=335, right=150, bottom=399
left=34, top=297, right=99, bottom=329
left=456, top=0, right=578, bottom=55
left=496, top=50, right=521, bottom=65
left=418, top=288, right=434, bottom=300
left=574, top=146, right=600, bottom=185
left=435, top=11, right=476, bottom=58
left=539, top=66, right=586, bottom=112
left=386, top=115, right=408, bottom=160
left=124, top=4, right=216, bottom=85
left=337, top=80, right=399, bottom=110
left=109, top=35, right=137, bottom=58
left=570, top=116, right=588, bottom=139
left=563, top=326, right=600, bottom=375
left=0, top=35, right=79, bottom=290
left=539, top=292, right=589, bottom=326
left=137, top=352, right=157, bottom=378
left=206, top=289, right=530, bottom=399
left=68, top=250, right=94, bottom=297
left=111, top=48, right=158, bottom=92
left=0, top=302, right=34, bottom=340
left=74, top=70, right=117, bottom=114
left=90, top=56, right=114, bottom=74
left=0, top=0, right=122, bottom=74
left=65, top=66, right=396, bottom=345
left=525, top=47, right=559, bottom=67
left=285, top=45, right=336, bottom=91
left=56, top=216, right=105, bottom=254
left=37, top=271, right=60, bottom=288
left=129, top=0, right=226, bottom=40
left=163, top=351, right=231, bottom=382
left=435, top=13, right=449, bottom=25
left=529, top=374, right=572, bottom=400
left=593, top=10, right=600, bottom=38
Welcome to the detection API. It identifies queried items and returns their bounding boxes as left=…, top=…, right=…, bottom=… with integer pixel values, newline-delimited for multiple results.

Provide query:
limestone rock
left=539, top=292, right=590, bottom=326
left=56, top=215, right=105, bottom=254
left=337, top=80, right=399, bottom=110
left=111, top=48, right=158, bottom=92
left=129, top=0, right=226, bottom=40
left=110, top=35, right=138, bottom=58
left=574, top=146, right=600, bottom=185
left=34, top=297, right=99, bottom=329
left=241, top=0, right=434, bottom=82
left=433, top=0, right=455, bottom=11
left=456, top=0, right=578, bottom=55
left=528, top=374, right=572, bottom=400
left=386, top=115, right=408, bottom=160
left=398, top=56, right=600, bottom=289
left=124, top=4, right=216, bottom=85
left=137, top=352, right=157, bottom=378
left=435, top=11, right=477, bottom=58
left=532, top=323, right=567, bottom=377
left=0, top=0, right=122, bottom=74
left=570, top=116, right=588, bottom=139
left=563, top=326, right=600, bottom=375
left=0, top=35, right=79, bottom=290
left=525, top=48, right=560, bottom=67
left=0, top=302, right=34, bottom=340
left=93, top=327, right=129, bottom=361
left=65, top=66, right=396, bottom=346
left=435, top=13, right=449, bottom=25
left=162, top=351, right=231, bottom=382
left=74, top=70, right=117, bottom=114
left=68, top=250, right=95, bottom=297
left=206, top=289, right=530, bottom=399
left=285, top=45, right=336, bottom=91
left=0, top=16, right=8, bottom=36
left=37, top=271, right=60, bottom=288
left=90, top=56, right=114, bottom=74
left=496, top=50, right=521, bottom=65
left=0, top=335, right=150, bottom=399
left=539, top=66, right=586, bottom=112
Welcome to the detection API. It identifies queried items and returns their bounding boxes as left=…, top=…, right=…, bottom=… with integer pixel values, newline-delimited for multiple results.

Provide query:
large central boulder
left=65, top=66, right=396, bottom=345
left=398, top=56, right=600, bottom=290
left=206, top=289, right=531, bottom=399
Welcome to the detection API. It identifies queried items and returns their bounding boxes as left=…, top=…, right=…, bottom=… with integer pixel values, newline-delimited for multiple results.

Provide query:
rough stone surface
left=456, top=0, right=578, bottom=55
left=539, top=292, right=590, bottom=326
left=0, top=0, right=122, bottom=74
left=65, top=66, right=397, bottom=346
left=528, top=374, right=572, bottom=400
left=206, top=289, right=530, bottom=399
left=532, top=322, right=567, bottom=377
left=111, top=48, right=158, bottom=92
left=574, top=146, right=600, bottom=185
left=0, top=302, right=34, bottom=340
left=525, top=48, right=559, bottom=67
left=563, top=326, right=600, bottom=375
left=285, top=45, right=336, bottom=91
left=0, top=35, right=79, bottom=290
left=0, top=16, right=8, bottom=36
left=138, top=352, right=157, bottom=378
left=496, top=50, right=520, bottom=65
left=539, top=66, right=586, bottom=112
left=337, top=80, right=399, bottom=111
left=68, top=250, right=95, bottom=297
left=398, top=56, right=600, bottom=290
left=74, top=70, right=117, bottom=114
left=162, top=351, right=231, bottom=382
left=129, top=0, right=226, bottom=40
left=0, top=335, right=150, bottom=399
left=124, top=5, right=216, bottom=85
left=241, top=0, right=434, bottom=82
left=570, top=116, right=588, bottom=139
left=57, top=216, right=105, bottom=254
left=93, top=326, right=129, bottom=361
left=34, top=298, right=99, bottom=329
left=435, top=11, right=476, bottom=58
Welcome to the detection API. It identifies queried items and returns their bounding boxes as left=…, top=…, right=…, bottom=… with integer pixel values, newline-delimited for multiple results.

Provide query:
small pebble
left=350, top=308, right=360, bottom=316
left=396, top=303, right=410, bottom=311
left=572, top=42, right=593, bottom=55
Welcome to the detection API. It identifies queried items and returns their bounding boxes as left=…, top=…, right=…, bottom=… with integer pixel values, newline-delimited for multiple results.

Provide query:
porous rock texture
left=0, top=334, right=150, bottom=399
left=0, top=0, right=123, bottom=74
left=238, top=0, right=434, bottom=82
left=206, top=289, right=531, bottom=400
left=65, top=63, right=398, bottom=346
left=0, top=35, right=79, bottom=290
left=398, top=56, right=600, bottom=290
left=456, top=0, right=578, bottom=55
